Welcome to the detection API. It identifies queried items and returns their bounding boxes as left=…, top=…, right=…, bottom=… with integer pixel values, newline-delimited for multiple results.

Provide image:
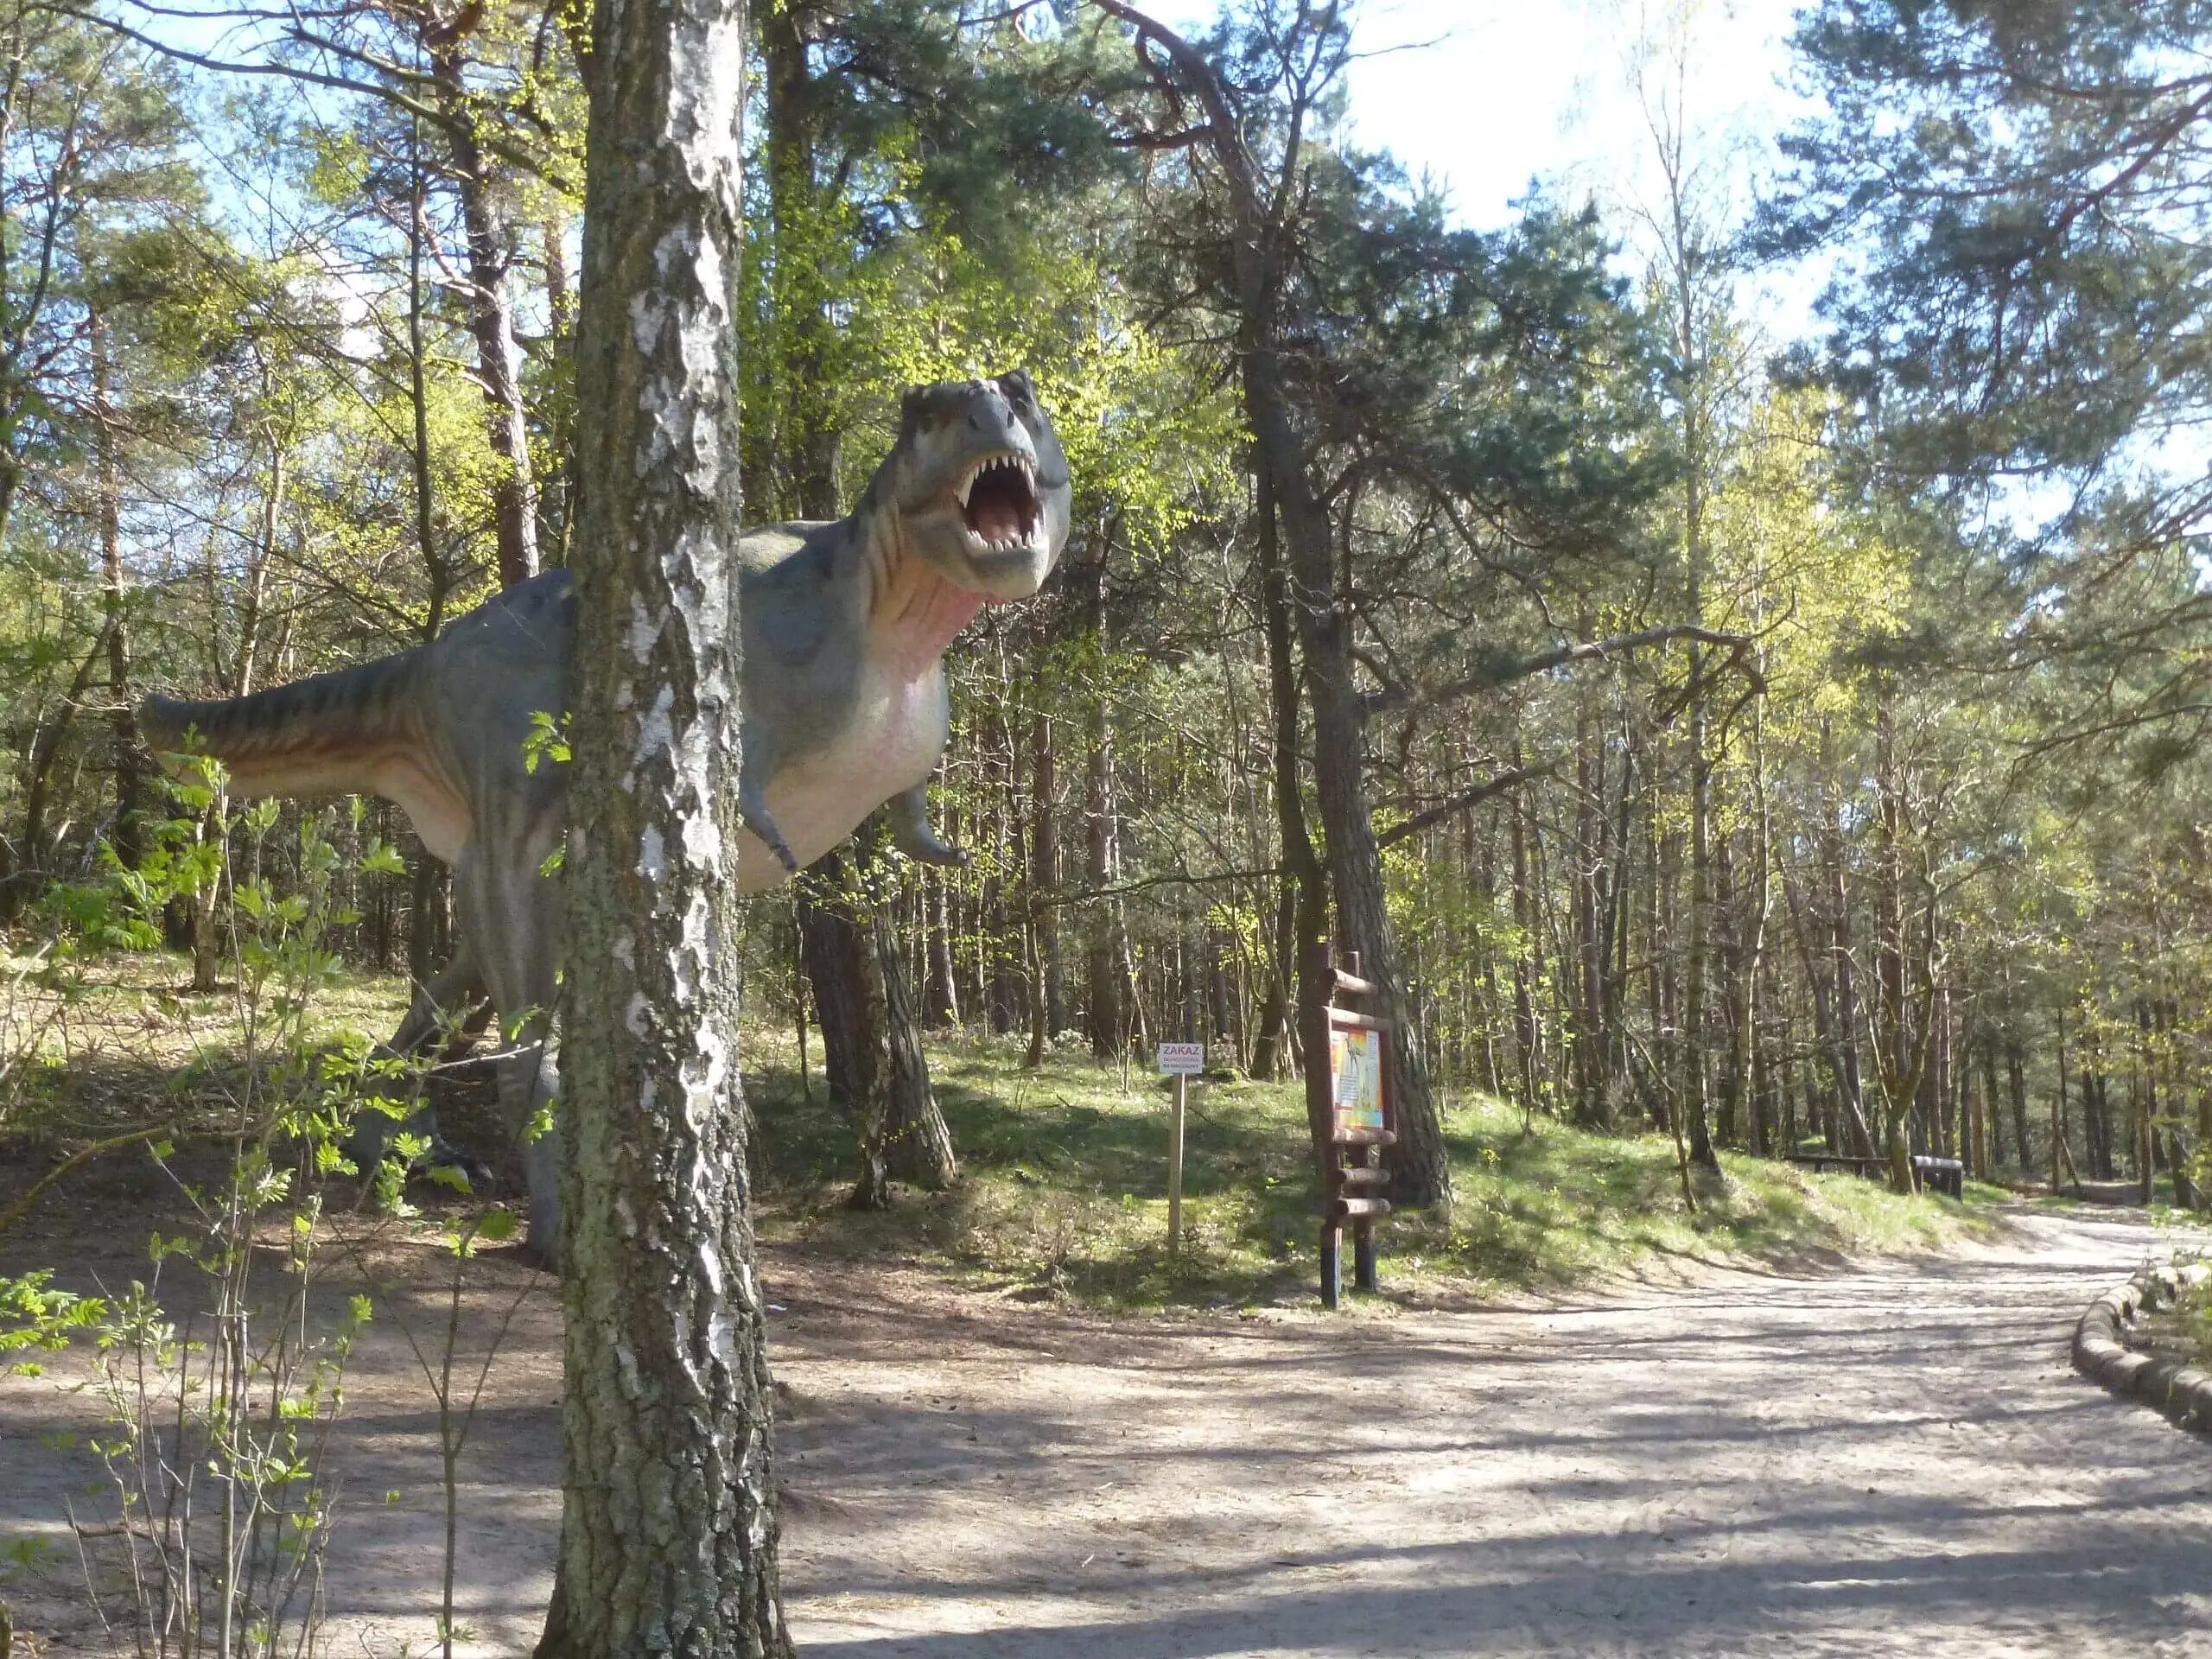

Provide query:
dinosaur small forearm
left=738, top=772, right=801, bottom=872
left=888, top=782, right=968, bottom=867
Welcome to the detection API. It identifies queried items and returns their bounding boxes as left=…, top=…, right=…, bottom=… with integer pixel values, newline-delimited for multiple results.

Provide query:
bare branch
left=1376, top=764, right=1554, bottom=849
left=1380, top=623, right=1762, bottom=716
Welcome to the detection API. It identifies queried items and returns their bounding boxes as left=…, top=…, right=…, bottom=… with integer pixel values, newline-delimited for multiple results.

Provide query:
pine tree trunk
left=925, top=867, right=961, bottom=1029
left=540, top=208, right=575, bottom=566
left=430, top=41, right=538, bottom=589
left=1089, top=3, right=1449, bottom=1208
left=1681, top=684, right=1719, bottom=1171
left=798, top=858, right=877, bottom=1118
left=1509, top=772, right=1541, bottom=1117
left=800, top=846, right=954, bottom=1201
left=760, top=0, right=843, bottom=519
left=537, top=0, right=790, bottom=1644
left=1078, top=541, right=1127, bottom=1058
left=1268, top=446, right=1450, bottom=1205
left=1571, top=697, right=1608, bottom=1127
left=798, top=854, right=887, bottom=1204
left=874, top=911, right=957, bottom=1187
left=1981, top=1039, right=2006, bottom=1170
left=3, top=627, right=103, bottom=918
left=1256, top=470, right=1332, bottom=1166
left=1033, top=708, right=1061, bottom=1033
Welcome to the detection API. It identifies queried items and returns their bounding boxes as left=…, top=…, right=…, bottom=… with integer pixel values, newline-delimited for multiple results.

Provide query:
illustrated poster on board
left=1331, top=1025, right=1385, bottom=1133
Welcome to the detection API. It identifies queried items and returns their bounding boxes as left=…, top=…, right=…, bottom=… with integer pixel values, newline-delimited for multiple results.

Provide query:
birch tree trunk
left=537, top=0, right=790, bottom=1644
left=90, top=309, right=146, bottom=868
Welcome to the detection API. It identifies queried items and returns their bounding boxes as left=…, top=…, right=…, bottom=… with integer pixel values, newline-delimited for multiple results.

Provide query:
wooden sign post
left=1156, top=1041, right=1205, bottom=1255
left=1319, top=949, right=1393, bottom=1308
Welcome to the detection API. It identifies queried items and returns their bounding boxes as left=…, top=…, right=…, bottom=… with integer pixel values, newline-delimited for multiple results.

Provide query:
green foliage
left=0, top=1270, right=105, bottom=1361
left=521, top=709, right=572, bottom=775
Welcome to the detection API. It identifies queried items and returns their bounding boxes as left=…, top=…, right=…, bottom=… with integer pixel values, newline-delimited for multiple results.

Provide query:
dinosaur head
left=887, top=370, right=1071, bottom=601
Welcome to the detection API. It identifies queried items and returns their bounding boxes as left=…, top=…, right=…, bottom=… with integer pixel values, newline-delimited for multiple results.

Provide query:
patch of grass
left=0, top=950, right=407, bottom=1142
left=10, top=956, right=1993, bottom=1311
left=747, top=1030, right=1315, bottom=1309
left=746, top=1027, right=1989, bottom=1309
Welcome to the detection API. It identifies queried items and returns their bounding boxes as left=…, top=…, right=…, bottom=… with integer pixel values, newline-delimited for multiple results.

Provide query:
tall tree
left=1766, top=0, right=2212, bottom=757
left=1097, top=0, right=1669, bottom=1206
left=1094, top=0, right=1455, bottom=1205
left=538, top=0, right=789, bottom=1645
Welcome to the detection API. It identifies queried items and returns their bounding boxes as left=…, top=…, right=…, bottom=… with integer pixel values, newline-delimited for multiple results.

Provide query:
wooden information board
left=1317, top=948, right=1394, bottom=1307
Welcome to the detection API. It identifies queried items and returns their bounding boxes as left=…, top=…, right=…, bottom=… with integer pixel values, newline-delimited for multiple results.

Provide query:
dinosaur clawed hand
left=887, top=783, right=966, bottom=868
left=901, top=831, right=971, bottom=868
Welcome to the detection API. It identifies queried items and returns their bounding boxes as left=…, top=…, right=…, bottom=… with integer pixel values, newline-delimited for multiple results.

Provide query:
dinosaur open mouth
left=956, top=453, right=1042, bottom=550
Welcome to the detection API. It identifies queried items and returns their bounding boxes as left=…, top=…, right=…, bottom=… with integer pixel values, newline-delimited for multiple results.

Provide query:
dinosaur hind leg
left=454, top=841, right=562, bottom=1264
left=346, top=947, right=494, bottom=1182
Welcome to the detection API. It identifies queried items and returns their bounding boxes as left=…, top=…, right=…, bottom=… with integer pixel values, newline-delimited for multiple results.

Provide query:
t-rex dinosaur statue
left=142, top=371, right=1071, bottom=1258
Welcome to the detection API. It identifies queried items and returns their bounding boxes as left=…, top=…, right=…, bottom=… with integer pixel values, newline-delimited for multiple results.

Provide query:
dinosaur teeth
left=956, top=453, right=1041, bottom=550
left=957, top=453, right=1033, bottom=508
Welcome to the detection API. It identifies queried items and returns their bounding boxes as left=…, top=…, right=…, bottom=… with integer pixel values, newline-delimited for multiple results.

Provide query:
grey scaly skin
left=142, top=372, right=1072, bottom=1259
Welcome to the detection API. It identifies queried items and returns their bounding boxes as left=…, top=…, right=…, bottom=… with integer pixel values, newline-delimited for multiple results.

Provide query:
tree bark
left=798, top=856, right=875, bottom=1118
left=537, top=0, right=790, bottom=1644
left=1570, top=694, right=1608, bottom=1127
left=874, top=908, right=957, bottom=1188
left=4, top=627, right=105, bottom=917
left=759, top=0, right=842, bottom=519
left=1256, top=467, right=1332, bottom=1167
left=407, top=117, right=462, bottom=995
left=1028, top=704, right=1061, bottom=1050
left=925, top=867, right=961, bottom=1029
left=1817, top=722, right=1875, bottom=1157
left=1509, top=760, right=1541, bottom=1118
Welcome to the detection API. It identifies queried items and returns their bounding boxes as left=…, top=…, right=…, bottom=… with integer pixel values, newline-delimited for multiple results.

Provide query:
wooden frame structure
left=1319, top=948, right=1393, bottom=1308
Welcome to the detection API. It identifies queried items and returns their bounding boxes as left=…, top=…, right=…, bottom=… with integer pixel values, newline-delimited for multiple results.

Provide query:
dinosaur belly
left=734, top=664, right=947, bottom=893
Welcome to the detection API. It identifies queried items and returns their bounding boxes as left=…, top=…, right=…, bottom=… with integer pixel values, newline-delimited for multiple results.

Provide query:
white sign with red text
left=1155, top=1042, right=1205, bottom=1075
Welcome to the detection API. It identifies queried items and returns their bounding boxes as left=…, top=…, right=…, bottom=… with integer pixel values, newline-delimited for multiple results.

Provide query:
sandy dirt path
left=3, top=1205, right=2207, bottom=1656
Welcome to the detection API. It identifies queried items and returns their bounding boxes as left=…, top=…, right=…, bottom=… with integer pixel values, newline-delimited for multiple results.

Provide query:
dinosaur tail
left=140, top=649, right=428, bottom=802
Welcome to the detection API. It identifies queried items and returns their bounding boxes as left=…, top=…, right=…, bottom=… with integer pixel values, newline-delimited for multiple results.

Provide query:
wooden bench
left=1912, top=1154, right=1965, bottom=1199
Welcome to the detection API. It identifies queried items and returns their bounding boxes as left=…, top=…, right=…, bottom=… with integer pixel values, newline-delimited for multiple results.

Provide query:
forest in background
left=7, top=0, right=2212, bottom=1212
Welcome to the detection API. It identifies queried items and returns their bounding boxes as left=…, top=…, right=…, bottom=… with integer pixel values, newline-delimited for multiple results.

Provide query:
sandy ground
left=3, top=1204, right=2209, bottom=1657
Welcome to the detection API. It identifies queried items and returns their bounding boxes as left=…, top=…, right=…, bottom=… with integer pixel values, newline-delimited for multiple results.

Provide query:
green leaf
left=425, top=1162, right=474, bottom=1195
left=360, top=841, right=407, bottom=877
